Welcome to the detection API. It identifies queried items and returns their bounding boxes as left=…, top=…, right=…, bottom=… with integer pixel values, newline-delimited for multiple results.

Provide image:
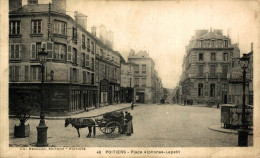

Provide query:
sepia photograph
left=1, top=0, right=260, bottom=157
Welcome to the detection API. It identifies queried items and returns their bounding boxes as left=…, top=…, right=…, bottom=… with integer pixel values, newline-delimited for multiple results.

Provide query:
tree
left=10, top=94, right=40, bottom=126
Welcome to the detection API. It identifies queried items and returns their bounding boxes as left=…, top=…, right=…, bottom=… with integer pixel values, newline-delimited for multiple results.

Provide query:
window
left=199, top=53, right=203, bottom=61
left=10, top=21, right=21, bottom=35
left=31, top=66, right=41, bottom=81
left=25, top=66, right=29, bottom=82
left=211, top=40, right=215, bottom=47
left=198, top=65, right=203, bottom=76
left=222, top=65, right=228, bottom=78
left=87, top=38, right=90, bottom=49
left=198, top=40, right=202, bottom=47
left=73, top=48, right=77, bottom=63
left=91, top=41, right=94, bottom=53
left=72, top=27, right=77, bottom=43
left=87, top=72, right=90, bottom=84
left=83, top=71, right=86, bottom=83
left=31, top=20, right=42, bottom=34
left=86, top=54, right=90, bottom=67
left=54, top=20, right=66, bottom=35
left=91, top=73, right=94, bottom=85
left=223, top=53, right=228, bottom=61
left=210, top=65, right=216, bottom=77
left=82, top=53, right=85, bottom=66
left=211, top=53, right=216, bottom=61
left=210, top=83, right=215, bottom=97
left=222, top=84, right=228, bottom=91
left=9, top=66, right=20, bottom=82
left=224, top=40, right=228, bottom=47
left=141, top=78, right=146, bottom=86
left=70, top=68, right=78, bottom=83
left=142, top=64, right=146, bottom=74
left=91, top=58, right=94, bottom=69
left=135, top=78, right=139, bottom=86
left=198, top=83, right=203, bottom=97
left=230, top=52, right=233, bottom=58
left=67, top=45, right=72, bottom=61
left=82, top=34, right=85, bottom=48
left=10, top=43, right=20, bottom=59
left=54, top=43, right=66, bottom=60
left=134, top=65, right=139, bottom=74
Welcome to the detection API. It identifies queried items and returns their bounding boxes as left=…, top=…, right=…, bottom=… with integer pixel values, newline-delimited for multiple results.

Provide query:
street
left=9, top=104, right=253, bottom=147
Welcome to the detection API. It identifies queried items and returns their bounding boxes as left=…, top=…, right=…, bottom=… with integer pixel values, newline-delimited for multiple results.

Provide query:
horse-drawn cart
left=65, top=111, right=125, bottom=138
left=96, top=111, right=125, bottom=138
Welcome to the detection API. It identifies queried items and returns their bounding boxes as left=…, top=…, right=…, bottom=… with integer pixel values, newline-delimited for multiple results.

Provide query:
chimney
left=52, top=0, right=66, bottom=14
left=9, top=0, right=22, bottom=12
left=28, top=0, right=38, bottom=5
left=107, top=30, right=114, bottom=49
left=91, top=26, right=96, bottom=36
left=74, top=12, right=87, bottom=30
left=251, top=43, right=253, bottom=52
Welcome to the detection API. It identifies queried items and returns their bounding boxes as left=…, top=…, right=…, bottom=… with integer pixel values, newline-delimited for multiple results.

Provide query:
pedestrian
left=131, top=98, right=134, bottom=110
left=125, top=111, right=133, bottom=136
left=217, top=103, right=219, bottom=109
left=121, top=111, right=126, bottom=134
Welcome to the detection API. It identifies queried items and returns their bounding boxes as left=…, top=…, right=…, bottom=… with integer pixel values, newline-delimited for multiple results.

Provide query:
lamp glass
left=240, top=54, right=249, bottom=68
left=38, top=48, right=48, bottom=62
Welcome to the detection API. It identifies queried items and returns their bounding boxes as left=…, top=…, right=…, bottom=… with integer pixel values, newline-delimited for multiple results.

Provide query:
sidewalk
left=9, top=103, right=135, bottom=120
left=208, top=125, right=253, bottom=135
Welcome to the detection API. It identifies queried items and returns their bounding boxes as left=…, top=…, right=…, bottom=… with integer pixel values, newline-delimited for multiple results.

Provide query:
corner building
left=179, top=29, right=240, bottom=105
left=9, top=0, right=100, bottom=113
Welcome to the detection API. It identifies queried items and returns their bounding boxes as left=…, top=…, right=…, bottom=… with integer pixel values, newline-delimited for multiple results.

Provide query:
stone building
left=92, top=29, right=121, bottom=106
left=227, top=45, right=254, bottom=106
left=120, top=58, right=136, bottom=103
left=178, top=29, right=240, bottom=105
left=9, top=0, right=121, bottom=113
left=128, top=50, right=163, bottom=104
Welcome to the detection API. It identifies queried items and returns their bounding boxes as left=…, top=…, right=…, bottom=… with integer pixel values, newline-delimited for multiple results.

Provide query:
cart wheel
left=105, top=121, right=121, bottom=138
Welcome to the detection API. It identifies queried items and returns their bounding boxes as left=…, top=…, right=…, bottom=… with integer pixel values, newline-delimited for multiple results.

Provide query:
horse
left=65, top=118, right=96, bottom=138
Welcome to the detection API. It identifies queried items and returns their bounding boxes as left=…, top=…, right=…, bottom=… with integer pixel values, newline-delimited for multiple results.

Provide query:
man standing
left=131, top=98, right=134, bottom=110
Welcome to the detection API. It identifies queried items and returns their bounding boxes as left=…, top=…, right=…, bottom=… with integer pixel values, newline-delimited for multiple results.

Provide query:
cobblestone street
left=9, top=104, right=253, bottom=147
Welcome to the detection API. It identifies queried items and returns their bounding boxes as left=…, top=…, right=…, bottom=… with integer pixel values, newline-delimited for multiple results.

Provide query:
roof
left=196, top=31, right=228, bottom=40
left=10, top=4, right=49, bottom=14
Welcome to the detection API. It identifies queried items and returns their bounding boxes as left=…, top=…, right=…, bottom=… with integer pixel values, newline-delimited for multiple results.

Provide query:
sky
left=23, top=0, right=259, bottom=89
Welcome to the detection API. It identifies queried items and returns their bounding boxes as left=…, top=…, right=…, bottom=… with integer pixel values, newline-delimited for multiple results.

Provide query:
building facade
left=227, top=48, right=253, bottom=106
left=9, top=0, right=122, bottom=114
left=93, top=34, right=121, bottom=106
left=120, top=59, right=135, bottom=103
left=128, top=50, right=162, bottom=104
left=178, top=29, right=240, bottom=105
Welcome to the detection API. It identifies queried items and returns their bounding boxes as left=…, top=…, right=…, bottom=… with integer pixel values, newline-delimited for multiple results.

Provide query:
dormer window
left=211, top=40, right=215, bottom=47
left=224, top=40, right=228, bottom=47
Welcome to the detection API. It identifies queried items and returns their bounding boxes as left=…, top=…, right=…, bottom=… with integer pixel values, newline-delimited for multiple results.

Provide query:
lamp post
left=238, top=53, right=250, bottom=147
left=36, top=48, right=48, bottom=147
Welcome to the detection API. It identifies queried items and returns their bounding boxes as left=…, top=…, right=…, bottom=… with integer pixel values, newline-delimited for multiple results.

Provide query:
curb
left=9, top=105, right=138, bottom=120
left=208, top=125, right=253, bottom=135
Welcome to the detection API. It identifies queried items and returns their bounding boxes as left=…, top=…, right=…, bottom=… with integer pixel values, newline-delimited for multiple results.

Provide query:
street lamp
left=36, top=48, right=48, bottom=147
left=238, top=53, right=250, bottom=147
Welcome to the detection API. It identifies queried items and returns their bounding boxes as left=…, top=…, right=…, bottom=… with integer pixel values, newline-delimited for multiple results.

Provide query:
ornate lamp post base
left=238, top=128, right=249, bottom=147
left=36, top=113, right=48, bottom=147
left=36, top=124, right=48, bottom=147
